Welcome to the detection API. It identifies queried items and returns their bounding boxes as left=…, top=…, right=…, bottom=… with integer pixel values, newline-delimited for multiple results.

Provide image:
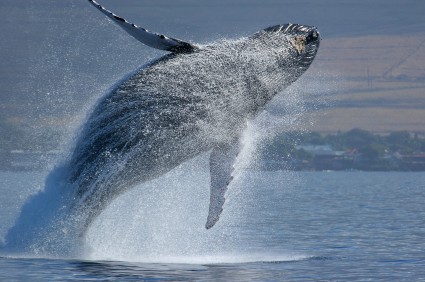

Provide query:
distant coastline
left=0, top=150, right=59, bottom=171
left=257, top=129, right=425, bottom=172
left=2, top=129, right=425, bottom=172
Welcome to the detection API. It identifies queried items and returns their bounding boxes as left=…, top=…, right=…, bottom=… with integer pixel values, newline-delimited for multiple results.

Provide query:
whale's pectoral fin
left=206, top=140, right=242, bottom=229
left=88, top=0, right=197, bottom=54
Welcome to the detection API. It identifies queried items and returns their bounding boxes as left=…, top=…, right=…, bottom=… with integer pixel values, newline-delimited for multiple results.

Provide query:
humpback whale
left=69, top=0, right=321, bottom=230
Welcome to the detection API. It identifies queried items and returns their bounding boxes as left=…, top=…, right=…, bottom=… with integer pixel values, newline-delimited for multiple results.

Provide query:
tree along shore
left=258, top=129, right=425, bottom=171
left=2, top=124, right=425, bottom=171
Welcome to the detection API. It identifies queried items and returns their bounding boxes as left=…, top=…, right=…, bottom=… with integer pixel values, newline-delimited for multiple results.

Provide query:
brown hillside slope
left=303, top=35, right=425, bottom=133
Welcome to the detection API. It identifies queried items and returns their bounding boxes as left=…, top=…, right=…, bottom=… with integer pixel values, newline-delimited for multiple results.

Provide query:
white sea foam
left=2, top=23, right=324, bottom=262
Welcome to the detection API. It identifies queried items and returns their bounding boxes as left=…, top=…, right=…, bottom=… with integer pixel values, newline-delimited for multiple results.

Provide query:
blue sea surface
left=1, top=170, right=425, bottom=281
left=2, top=0, right=425, bottom=280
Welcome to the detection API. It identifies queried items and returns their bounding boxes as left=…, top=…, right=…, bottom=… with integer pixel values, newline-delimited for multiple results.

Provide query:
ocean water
left=2, top=0, right=425, bottom=280
left=1, top=168, right=425, bottom=281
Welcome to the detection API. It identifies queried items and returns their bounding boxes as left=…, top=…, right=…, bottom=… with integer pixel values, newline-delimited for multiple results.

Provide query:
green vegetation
left=262, top=129, right=425, bottom=157
left=302, top=129, right=425, bottom=156
left=0, top=116, right=26, bottom=151
left=258, top=129, right=425, bottom=171
left=2, top=117, right=425, bottom=171
left=0, top=115, right=61, bottom=152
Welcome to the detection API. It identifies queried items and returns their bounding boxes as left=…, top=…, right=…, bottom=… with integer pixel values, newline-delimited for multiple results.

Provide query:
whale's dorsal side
left=88, top=0, right=197, bottom=53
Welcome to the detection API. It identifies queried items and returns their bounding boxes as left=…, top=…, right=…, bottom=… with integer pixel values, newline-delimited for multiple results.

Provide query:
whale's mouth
left=306, top=29, right=320, bottom=45
left=294, top=27, right=320, bottom=66
left=290, top=30, right=319, bottom=54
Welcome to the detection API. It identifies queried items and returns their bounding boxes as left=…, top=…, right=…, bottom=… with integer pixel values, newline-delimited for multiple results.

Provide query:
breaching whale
left=70, top=0, right=321, bottom=231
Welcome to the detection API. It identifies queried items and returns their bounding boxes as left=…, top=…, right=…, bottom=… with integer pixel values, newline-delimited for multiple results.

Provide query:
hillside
left=0, top=0, right=424, bottom=145
left=301, top=35, right=425, bottom=133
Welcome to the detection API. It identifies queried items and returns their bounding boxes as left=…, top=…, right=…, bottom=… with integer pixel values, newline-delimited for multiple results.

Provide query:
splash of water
left=83, top=124, right=302, bottom=264
left=2, top=84, right=323, bottom=262
left=2, top=23, right=322, bottom=261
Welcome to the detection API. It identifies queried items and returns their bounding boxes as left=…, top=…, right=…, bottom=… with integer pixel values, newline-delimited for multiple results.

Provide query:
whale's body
left=65, top=1, right=321, bottom=230
left=4, top=1, right=320, bottom=248
left=0, top=0, right=320, bottom=256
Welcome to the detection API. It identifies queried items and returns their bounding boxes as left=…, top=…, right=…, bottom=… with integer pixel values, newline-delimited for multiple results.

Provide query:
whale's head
left=264, top=24, right=320, bottom=69
left=250, top=24, right=320, bottom=76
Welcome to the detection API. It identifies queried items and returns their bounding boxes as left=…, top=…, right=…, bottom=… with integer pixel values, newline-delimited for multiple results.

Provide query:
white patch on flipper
left=88, top=0, right=197, bottom=53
